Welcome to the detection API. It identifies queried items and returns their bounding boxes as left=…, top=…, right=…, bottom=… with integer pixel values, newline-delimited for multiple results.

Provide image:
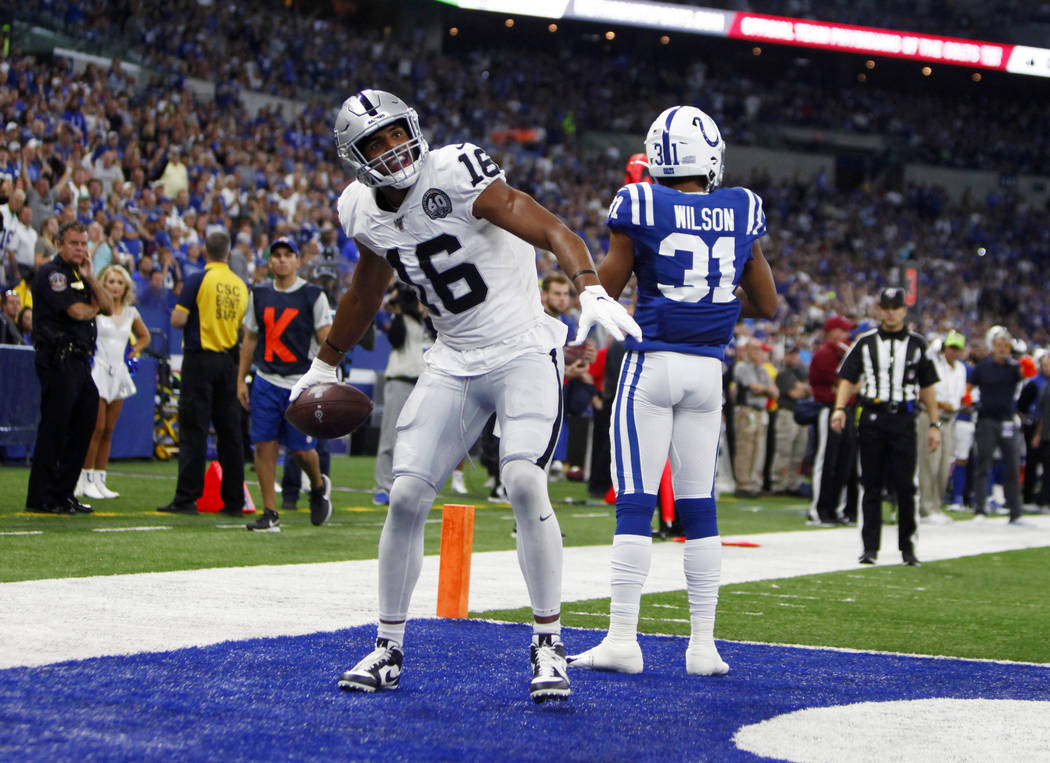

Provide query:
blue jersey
left=606, top=182, right=765, bottom=359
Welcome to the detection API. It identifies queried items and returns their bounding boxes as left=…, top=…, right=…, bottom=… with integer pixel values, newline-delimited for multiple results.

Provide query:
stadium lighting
left=922, top=66, right=932, bottom=76
left=431, top=0, right=1050, bottom=79
left=660, top=35, right=670, bottom=45
left=549, top=23, right=558, bottom=32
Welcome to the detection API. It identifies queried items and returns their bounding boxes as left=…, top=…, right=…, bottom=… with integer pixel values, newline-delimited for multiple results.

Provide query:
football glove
left=572, top=285, right=642, bottom=345
left=288, top=357, right=339, bottom=402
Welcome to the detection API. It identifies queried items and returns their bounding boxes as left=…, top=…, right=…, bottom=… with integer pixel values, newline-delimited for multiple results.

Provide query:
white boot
left=450, top=469, right=468, bottom=495
left=83, top=470, right=107, bottom=500
left=95, top=470, right=120, bottom=498
left=74, top=470, right=89, bottom=497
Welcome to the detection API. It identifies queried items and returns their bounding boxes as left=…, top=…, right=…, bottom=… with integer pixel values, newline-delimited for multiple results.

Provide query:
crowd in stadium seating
left=3, top=21, right=1049, bottom=352
left=16, top=0, right=1050, bottom=177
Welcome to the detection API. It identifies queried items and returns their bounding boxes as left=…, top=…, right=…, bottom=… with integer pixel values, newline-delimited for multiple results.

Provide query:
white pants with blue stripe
left=611, top=350, right=723, bottom=503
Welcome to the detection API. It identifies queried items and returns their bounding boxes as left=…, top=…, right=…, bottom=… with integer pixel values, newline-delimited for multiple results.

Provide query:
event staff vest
left=251, top=281, right=324, bottom=378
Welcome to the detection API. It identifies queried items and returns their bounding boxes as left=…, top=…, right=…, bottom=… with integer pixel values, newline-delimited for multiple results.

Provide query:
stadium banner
left=435, top=0, right=1050, bottom=78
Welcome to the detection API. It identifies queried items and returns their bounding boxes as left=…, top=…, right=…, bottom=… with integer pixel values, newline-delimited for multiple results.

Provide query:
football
left=285, top=382, right=374, bottom=439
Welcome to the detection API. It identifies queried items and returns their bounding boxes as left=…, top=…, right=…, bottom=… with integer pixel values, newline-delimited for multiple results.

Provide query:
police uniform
left=161, top=260, right=248, bottom=514
left=25, top=255, right=100, bottom=512
left=838, top=325, right=939, bottom=559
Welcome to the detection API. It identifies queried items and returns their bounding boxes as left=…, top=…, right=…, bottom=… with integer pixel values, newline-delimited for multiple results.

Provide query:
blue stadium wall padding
left=110, top=356, right=158, bottom=459
left=0, top=346, right=42, bottom=446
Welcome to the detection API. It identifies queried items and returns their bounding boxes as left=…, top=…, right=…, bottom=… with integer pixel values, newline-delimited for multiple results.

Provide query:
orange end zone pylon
left=437, top=504, right=475, bottom=618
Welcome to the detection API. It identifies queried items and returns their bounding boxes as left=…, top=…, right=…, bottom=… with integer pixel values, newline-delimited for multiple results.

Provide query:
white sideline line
left=1, top=516, right=1048, bottom=669
left=91, top=526, right=173, bottom=533
left=0, top=531, right=43, bottom=536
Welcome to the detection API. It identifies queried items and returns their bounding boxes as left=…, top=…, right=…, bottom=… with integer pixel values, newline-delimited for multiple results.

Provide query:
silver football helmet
left=333, top=89, right=429, bottom=189
left=645, top=106, right=725, bottom=190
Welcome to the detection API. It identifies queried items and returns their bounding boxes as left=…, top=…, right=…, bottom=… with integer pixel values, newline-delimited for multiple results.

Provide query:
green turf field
left=2, top=456, right=1048, bottom=665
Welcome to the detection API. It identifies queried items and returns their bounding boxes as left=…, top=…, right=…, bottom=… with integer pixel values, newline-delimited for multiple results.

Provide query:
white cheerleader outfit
left=91, top=306, right=140, bottom=402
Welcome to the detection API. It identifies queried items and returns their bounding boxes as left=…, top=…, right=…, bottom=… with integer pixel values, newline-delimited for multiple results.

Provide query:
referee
left=831, top=287, right=940, bottom=566
left=157, top=230, right=248, bottom=516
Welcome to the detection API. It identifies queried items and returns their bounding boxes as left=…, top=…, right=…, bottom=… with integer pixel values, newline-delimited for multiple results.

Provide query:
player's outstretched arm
left=474, top=180, right=641, bottom=344
left=735, top=241, right=777, bottom=320
left=288, top=244, right=392, bottom=401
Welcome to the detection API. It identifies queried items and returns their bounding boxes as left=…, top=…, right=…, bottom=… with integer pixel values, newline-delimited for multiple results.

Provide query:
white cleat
left=567, top=638, right=643, bottom=674
left=686, top=645, right=730, bottom=676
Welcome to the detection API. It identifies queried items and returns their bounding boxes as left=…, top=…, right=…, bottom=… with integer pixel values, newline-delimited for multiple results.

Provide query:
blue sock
left=952, top=466, right=966, bottom=504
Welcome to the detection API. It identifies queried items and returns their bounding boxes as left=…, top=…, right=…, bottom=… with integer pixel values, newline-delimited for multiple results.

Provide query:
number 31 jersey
left=337, top=143, right=554, bottom=369
left=607, top=182, right=766, bottom=359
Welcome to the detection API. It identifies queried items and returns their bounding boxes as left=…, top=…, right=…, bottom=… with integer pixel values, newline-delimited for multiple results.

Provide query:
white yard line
left=1, top=516, right=1048, bottom=669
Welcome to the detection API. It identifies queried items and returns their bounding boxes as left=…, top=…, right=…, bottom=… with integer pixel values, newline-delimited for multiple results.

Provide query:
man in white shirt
left=918, top=331, right=968, bottom=523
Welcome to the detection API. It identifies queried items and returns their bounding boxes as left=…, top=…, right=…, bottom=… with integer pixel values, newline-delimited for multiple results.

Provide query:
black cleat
left=66, top=497, right=94, bottom=514
left=246, top=509, right=280, bottom=532
left=157, top=502, right=199, bottom=515
left=859, top=551, right=877, bottom=565
left=309, top=475, right=332, bottom=527
left=902, top=550, right=921, bottom=566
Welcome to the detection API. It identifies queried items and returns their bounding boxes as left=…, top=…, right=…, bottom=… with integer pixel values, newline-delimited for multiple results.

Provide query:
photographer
left=372, top=281, right=430, bottom=505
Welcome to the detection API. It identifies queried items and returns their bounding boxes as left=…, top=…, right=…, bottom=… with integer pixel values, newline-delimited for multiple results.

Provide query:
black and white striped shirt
left=838, top=327, right=938, bottom=407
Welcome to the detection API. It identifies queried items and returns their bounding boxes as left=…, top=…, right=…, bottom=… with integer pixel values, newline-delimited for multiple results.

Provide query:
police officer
left=25, top=221, right=114, bottom=513
left=831, top=287, right=940, bottom=566
left=157, top=229, right=248, bottom=516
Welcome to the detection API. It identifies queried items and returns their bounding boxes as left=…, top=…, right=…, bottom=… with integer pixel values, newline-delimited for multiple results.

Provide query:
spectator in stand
left=86, top=221, right=112, bottom=272
left=1, top=289, right=26, bottom=345
left=918, top=331, right=967, bottom=524
left=17, top=305, right=33, bottom=344
left=969, top=326, right=1027, bottom=525
left=771, top=342, right=810, bottom=495
left=733, top=338, right=778, bottom=497
left=76, top=264, right=150, bottom=500
left=809, top=315, right=858, bottom=525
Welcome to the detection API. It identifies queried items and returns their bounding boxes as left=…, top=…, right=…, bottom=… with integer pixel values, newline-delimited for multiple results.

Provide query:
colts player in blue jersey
left=569, top=106, right=777, bottom=676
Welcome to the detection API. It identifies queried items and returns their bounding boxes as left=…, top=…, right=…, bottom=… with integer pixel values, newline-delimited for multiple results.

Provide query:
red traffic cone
left=605, top=485, right=616, bottom=505
left=195, top=461, right=256, bottom=514
left=197, top=461, right=224, bottom=513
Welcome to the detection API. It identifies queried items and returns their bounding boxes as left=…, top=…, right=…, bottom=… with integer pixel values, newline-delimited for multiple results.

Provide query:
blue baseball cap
left=269, top=237, right=299, bottom=256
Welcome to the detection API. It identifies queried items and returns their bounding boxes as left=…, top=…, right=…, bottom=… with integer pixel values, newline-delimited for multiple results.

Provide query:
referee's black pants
left=25, top=352, right=99, bottom=509
left=857, top=412, right=917, bottom=555
left=173, top=350, right=244, bottom=511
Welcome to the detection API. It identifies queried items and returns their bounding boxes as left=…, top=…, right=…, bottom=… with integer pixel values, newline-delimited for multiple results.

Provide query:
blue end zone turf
left=2, top=620, right=1048, bottom=760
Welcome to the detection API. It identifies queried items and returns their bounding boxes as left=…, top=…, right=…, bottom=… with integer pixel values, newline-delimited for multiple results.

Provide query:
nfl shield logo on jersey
left=422, top=188, right=452, bottom=220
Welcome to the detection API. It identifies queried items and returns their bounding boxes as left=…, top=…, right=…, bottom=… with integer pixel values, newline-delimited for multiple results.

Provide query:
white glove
left=571, top=285, right=642, bottom=345
left=288, top=357, right=339, bottom=402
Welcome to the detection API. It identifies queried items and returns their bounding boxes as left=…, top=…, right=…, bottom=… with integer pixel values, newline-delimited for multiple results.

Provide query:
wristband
left=569, top=268, right=597, bottom=282
left=833, top=407, right=846, bottom=412
left=929, top=422, right=941, bottom=429
left=324, top=338, right=349, bottom=355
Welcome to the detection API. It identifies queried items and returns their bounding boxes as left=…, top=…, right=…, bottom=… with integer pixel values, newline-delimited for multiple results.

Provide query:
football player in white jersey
left=289, top=90, right=640, bottom=703
left=568, top=107, right=777, bottom=676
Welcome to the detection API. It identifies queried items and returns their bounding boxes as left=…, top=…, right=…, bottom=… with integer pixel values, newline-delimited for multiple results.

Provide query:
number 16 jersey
left=607, top=182, right=766, bottom=359
left=338, top=143, right=564, bottom=375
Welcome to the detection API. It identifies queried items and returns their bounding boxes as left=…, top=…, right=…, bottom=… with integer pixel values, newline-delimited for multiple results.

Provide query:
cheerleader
left=76, top=264, right=150, bottom=499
